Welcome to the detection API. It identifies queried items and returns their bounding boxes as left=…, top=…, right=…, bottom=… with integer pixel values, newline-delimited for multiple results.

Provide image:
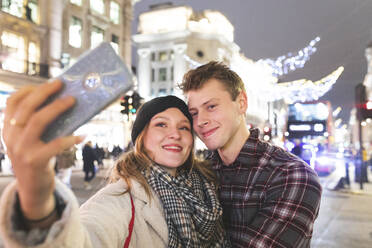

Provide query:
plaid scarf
left=143, top=164, right=230, bottom=248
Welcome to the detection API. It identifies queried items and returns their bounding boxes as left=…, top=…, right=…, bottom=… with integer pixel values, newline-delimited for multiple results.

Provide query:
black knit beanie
left=131, top=95, right=193, bottom=144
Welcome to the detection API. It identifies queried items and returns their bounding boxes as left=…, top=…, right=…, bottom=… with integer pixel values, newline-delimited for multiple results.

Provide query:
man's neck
left=217, top=125, right=250, bottom=166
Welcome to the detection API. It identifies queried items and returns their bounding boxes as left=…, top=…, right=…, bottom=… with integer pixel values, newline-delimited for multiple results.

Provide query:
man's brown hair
left=180, top=61, right=245, bottom=100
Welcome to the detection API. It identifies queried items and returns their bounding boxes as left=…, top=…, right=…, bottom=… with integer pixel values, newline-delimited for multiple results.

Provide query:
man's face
left=186, top=79, right=245, bottom=151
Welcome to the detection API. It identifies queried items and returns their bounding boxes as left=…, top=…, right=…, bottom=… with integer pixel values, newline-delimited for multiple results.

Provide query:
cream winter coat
left=0, top=179, right=169, bottom=247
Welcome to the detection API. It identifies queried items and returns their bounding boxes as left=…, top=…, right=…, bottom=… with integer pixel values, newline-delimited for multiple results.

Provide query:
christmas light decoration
left=183, top=36, right=343, bottom=104
left=258, top=37, right=320, bottom=77
left=262, top=66, right=344, bottom=104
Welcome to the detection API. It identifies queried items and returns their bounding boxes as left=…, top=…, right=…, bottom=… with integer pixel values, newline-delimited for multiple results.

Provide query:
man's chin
left=202, top=141, right=220, bottom=151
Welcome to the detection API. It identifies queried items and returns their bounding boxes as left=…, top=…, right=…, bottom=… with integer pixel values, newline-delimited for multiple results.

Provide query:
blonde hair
left=109, top=124, right=217, bottom=199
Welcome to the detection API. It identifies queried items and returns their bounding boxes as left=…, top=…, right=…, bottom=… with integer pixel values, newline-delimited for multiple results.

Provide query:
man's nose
left=197, top=117, right=209, bottom=128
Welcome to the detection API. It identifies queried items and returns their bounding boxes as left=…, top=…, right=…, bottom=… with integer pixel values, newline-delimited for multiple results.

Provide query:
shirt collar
left=211, top=128, right=262, bottom=169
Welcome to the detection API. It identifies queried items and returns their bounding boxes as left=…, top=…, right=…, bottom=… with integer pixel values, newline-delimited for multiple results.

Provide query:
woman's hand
left=2, top=80, right=83, bottom=222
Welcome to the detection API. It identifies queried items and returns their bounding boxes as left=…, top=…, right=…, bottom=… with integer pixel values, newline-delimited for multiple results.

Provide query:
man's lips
left=201, top=127, right=218, bottom=138
left=162, top=144, right=183, bottom=152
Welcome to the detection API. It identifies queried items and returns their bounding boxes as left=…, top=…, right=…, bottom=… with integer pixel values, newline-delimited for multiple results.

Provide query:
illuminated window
left=159, top=51, right=168, bottom=61
left=27, top=0, right=39, bottom=23
left=69, top=16, right=82, bottom=48
left=158, top=88, right=167, bottom=95
left=91, top=26, right=104, bottom=49
left=1, top=0, right=23, bottom=18
left=1, top=31, right=26, bottom=73
left=90, top=0, right=104, bottom=15
left=111, top=34, right=119, bottom=53
left=70, top=0, right=82, bottom=6
left=110, top=1, right=120, bottom=24
left=28, top=41, right=39, bottom=75
left=158, top=68, right=167, bottom=81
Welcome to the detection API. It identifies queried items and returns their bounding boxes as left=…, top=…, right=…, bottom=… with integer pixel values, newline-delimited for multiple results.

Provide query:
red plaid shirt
left=211, top=128, right=322, bottom=248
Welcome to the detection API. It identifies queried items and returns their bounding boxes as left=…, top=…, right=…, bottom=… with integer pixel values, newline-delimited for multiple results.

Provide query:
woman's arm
left=2, top=80, right=83, bottom=228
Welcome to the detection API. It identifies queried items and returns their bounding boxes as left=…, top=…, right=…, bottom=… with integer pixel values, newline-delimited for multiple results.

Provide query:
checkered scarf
left=143, top=163, right=230, bottom=248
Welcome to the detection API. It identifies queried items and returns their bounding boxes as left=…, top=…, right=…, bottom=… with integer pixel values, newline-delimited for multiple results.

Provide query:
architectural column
left=137, top=48, right=151, bottom=99
left=173, top=43, right=187, bottom=97
left=46, top=0, right=65, bottom=77
left=364, top=43, right=372, bottom=100
left=121, top=0, right=133, bottom=66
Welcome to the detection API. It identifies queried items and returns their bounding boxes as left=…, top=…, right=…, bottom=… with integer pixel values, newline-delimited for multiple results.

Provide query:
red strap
left=123, top=194, right=135, bottom=248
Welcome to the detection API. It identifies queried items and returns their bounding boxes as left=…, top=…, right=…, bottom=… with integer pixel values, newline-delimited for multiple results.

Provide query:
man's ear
left=237, top=91, right=248, bottom=114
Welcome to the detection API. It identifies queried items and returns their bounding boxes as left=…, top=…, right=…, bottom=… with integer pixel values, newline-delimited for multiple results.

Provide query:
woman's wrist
left=15, top=191, right=65, bottom=230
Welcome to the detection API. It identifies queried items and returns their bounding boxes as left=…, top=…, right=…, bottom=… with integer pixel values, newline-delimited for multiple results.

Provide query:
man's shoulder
left=263, top=143, right=318, bottom=174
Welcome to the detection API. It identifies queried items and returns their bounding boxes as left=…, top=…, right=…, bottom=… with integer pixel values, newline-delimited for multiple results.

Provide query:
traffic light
left=355, top=84, right=372, bottom=120
left=361, top=100, right=372, bottom=119
left=120, top=92, right=144, bottom=116
left=131, top=91, right=144, bottom=113
left=263, top=126, right=272, bottom=141
left=120, top=95, right=130, bottom=115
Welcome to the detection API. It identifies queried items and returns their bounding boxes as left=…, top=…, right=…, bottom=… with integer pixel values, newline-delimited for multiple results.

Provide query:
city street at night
left=1, top=161, right=372, bottom=247
left=1, top=0, right=372, bottom=247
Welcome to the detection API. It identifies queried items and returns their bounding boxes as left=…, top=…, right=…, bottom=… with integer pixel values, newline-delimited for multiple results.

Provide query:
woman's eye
left=180, top=126, right=191, bottom=131
left=155, top=123, right=166, bottom=127
left=190, top=112, right=198, bottom=117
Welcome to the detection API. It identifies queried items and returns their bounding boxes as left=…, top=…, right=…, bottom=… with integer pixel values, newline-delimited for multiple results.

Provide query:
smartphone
left=41, top=42, right=134, bottom=142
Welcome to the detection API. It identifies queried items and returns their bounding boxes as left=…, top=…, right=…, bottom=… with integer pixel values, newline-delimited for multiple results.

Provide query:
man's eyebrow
left=188, top=98, right=218, bottom=111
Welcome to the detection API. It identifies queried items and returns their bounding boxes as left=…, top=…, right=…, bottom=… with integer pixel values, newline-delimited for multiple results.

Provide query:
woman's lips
left=162, top=144, right=182, bottom=152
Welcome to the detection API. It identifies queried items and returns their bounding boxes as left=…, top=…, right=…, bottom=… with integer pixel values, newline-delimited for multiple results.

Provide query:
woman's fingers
left=11, top=80, right=63, bottom=126
left=21, top=96, right=76, bottom=140
left=4, top=85, right=36, bottom=124
left=38, top=136, right=84, bottom=163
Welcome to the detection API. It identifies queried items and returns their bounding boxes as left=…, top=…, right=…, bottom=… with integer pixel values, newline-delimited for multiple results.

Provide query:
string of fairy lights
left=262, top=66, right=345, bottom=104
left=258, top=36, right=321, bottom=78
left=184, top=36, right=344, bottom=103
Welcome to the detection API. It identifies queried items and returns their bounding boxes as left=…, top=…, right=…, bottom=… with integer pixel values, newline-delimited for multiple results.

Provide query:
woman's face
left=143, top=108, right=193, bottom=176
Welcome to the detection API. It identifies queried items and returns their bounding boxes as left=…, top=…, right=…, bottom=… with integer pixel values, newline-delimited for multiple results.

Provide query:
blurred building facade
left=349, top=41, right=372, bottom=158
left=0, top=0, right=136, bottom=149
left=361, top=41, right=372, bottom=156
left=133, top=3, right=279, bottom=133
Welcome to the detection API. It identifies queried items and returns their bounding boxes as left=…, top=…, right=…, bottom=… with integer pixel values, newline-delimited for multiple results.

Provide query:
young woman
left=0, top=80, right=229, bottom=247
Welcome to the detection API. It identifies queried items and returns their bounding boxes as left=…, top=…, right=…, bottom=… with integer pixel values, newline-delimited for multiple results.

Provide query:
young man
left=180, top=61, right=322, bottom=248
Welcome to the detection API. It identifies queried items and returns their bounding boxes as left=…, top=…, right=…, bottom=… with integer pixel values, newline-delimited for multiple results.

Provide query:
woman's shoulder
left=83, top=179, right=153, bottom=207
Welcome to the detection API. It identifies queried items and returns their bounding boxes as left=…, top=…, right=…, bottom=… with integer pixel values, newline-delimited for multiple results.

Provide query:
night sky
left=132, top=0, right=372, bottom=123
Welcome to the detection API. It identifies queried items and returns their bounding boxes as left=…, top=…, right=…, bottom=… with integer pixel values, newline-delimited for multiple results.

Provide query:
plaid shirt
left=211, top=128, right=322, bottom=248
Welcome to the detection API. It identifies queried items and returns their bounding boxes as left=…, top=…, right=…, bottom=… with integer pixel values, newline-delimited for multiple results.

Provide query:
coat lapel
left=130, top=180, right=168, bottom=243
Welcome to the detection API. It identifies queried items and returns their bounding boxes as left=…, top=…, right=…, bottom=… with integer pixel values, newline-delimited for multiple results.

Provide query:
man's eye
left=190, top=112, right=198, bottom=117
left=208, top=104, right=216, bottom=110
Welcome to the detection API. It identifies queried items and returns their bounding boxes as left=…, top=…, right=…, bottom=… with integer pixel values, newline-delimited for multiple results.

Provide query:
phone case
left=41, top=42, right=133, bottom=142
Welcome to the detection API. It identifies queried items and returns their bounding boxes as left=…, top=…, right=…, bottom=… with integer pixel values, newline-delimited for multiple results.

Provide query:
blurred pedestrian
left=56, top=146, right=77, bottom=188
left=0, top=82, right=229, bottom=247
left=291, top=139, right=303, bottom=157
left=82, top=141, right=98, bottom=190
left=94, top=144, right=104, bottom=168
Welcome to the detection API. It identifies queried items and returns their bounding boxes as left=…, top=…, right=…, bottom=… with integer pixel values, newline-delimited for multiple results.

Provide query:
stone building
left=0, top=0, right=136, bottom=148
